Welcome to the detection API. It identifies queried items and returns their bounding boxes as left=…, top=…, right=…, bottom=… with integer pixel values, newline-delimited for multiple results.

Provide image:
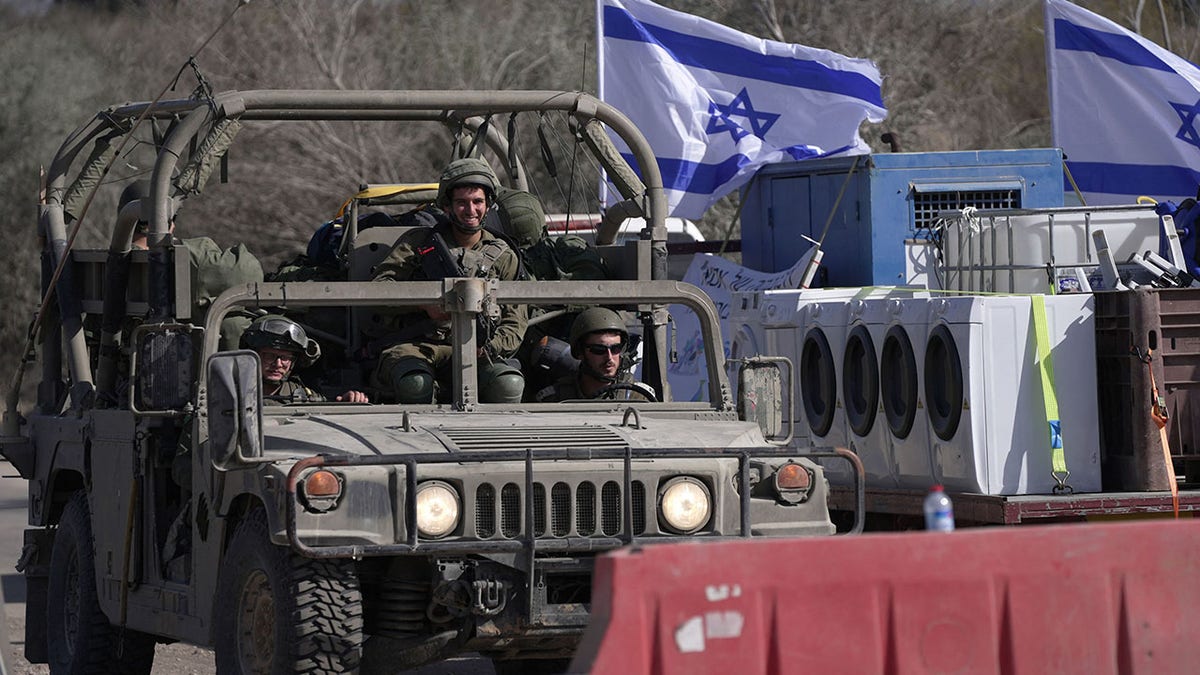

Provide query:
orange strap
left=1146, top=351, right=1179, bottom=518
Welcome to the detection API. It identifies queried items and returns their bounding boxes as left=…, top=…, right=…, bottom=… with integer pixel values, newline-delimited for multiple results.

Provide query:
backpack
left=182, top=237, right=264, bottom=316
left=548, top=235, right=609, bottom=281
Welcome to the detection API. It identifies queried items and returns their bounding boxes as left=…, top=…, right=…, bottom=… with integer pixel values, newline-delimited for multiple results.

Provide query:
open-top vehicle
left=1, top=90, right=856, bottom=674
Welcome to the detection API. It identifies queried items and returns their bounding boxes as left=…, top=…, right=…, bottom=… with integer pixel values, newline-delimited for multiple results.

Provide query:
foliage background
left=0, top=0, right=1196, bottom=402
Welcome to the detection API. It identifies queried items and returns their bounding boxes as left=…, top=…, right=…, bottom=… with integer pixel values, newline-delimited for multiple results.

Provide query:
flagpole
left=1044, top=0, right=1060, bottom=156
left=596, top=0, right=609, bottom=209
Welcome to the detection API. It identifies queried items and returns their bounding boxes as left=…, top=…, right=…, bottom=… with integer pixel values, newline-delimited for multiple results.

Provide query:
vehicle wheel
left=47, top=491, right=156, bottom=675
left=214, top=507, right=363, bottom=674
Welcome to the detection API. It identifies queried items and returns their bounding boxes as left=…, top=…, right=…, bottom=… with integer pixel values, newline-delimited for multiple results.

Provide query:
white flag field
left=598, top=0, right=886, bottom=219
left=1047, top=0, right=1200, bottom=204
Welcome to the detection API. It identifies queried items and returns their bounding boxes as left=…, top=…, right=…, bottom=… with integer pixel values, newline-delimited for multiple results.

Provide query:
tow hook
left=472, top=579, right=507, bottom=616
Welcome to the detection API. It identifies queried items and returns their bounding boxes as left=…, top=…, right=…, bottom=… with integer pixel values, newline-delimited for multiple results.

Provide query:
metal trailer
left=828, top=486, right=1200, bottom=527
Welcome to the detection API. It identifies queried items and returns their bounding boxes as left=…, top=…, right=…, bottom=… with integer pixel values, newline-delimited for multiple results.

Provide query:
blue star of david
left=1171, top=97, right=1200, bottom=151
left=705, top=88, right=779, bottom=142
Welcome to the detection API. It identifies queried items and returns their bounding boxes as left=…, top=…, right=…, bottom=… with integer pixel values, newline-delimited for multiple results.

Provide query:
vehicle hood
left=261, top=409, right=764, bottom=460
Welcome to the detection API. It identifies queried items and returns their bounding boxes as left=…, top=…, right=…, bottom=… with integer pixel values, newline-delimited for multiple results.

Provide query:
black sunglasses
left=584, top=343, right=623, bottom=356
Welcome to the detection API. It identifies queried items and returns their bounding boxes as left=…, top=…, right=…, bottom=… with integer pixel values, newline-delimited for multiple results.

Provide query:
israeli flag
left=598, top=0, right=886, bottom=219
left=1047, top=0, right=1200, bottom=204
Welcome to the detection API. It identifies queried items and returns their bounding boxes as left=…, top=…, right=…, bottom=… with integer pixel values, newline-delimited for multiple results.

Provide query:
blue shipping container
left=739, top=149, right=1066, bottom=286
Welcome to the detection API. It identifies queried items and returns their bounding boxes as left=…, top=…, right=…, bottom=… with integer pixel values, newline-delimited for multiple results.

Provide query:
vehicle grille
left=475, top=480, right=647, bottom=539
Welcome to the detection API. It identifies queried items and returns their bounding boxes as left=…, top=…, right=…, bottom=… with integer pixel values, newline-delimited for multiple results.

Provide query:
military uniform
left=263, top=378, right=324, bottom=405
left=535, top=372, right=651, bottom=403
left=371, top=220, right=528, bottom=394
left=514, top=234, right=610, bottom=399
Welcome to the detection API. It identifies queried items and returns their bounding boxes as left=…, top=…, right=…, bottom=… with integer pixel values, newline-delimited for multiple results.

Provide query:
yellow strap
left=334, top=183, right=440, bottom=219
left=1030, top=295, right=1070, bottom=491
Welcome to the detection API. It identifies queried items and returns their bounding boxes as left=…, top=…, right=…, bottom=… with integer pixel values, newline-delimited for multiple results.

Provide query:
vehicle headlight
left=658, top=477, right=712, bottom=534
left=415, top=481, right=460, bottom=538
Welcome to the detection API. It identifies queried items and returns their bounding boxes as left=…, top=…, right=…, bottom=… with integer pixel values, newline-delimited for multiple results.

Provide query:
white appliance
left=751, top=288, right=869, bottom=448
left=726, top=290, right=768, bottom=401
left=842, top=297, right=896, bottom=487
left=923, top=294, right=1101, bottom=495
left=797, top=299, right=851, bottom=454
left=880, top=297, right=934, bottom=489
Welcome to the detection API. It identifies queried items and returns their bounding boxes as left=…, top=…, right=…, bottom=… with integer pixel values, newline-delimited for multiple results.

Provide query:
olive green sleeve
left=372, top=230, right=424, bottom=282
left=485, top=248, right=527, bottom=358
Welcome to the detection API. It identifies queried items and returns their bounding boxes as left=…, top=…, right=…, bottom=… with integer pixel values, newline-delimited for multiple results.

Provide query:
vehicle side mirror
left=736, top=357, right=793, bottom=446
left=130, top=324, right=199, bottom=415
left=207, top=350, right=263, bottom=466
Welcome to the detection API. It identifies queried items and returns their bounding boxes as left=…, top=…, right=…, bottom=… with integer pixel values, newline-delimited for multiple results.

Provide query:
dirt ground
left=5, top=616, right=216, bottom=674
left=3, top=615, right=499, bottom=674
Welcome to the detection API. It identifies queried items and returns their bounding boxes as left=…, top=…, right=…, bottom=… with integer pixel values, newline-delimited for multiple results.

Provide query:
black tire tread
left=215, top=507, right=363, bottom=674
left=48, top=491, right=156, bottom=675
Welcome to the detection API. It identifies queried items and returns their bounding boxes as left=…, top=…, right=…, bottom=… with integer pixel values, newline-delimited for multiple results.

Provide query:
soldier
left=536, top=308, right=655, bottom=402
left=491, top=188, right=612, bottom=398
left=241, top=315, right=368, bottom=404
left=371, top=158, right=527, bottom=403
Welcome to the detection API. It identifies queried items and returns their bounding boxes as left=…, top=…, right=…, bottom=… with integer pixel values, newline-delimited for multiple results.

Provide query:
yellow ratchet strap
left=1031, top=295, right=1071, bottom=493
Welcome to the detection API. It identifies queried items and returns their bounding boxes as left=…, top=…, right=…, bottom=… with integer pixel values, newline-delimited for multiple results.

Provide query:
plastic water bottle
left=923, top=485, right=955, bottom=532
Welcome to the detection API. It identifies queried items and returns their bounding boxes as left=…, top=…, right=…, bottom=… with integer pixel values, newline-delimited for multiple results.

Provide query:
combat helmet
left=240, top=315, right=321, bottom=366
left=437, top=158, right=498, bottom=205
left=495, top=187, right=547, bottom=249
left=568, top=307, right=628, bottom=358
left=437, top=158, right=500, bottom=234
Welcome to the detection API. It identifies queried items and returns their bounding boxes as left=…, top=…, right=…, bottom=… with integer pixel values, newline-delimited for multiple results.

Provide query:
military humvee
left=0, top=90, right=858, bottom=674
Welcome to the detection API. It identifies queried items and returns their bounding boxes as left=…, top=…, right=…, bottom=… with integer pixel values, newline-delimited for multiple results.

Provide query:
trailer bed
left=829, top=486, right=1200, bottom=527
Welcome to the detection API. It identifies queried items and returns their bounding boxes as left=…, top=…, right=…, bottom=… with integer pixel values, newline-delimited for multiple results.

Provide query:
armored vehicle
left=1, top=90, right=857, bottom=674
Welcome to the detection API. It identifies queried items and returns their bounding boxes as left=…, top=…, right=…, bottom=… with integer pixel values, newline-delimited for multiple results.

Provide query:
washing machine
left=923, top=294, right=1100, bottom=495
left=880, top=297, right=934, bottom=489
left=842, top=297, right=896, bottom=487
left=797, top=298, right=852, bottom=454
left=726, top=290, right=768, bottom=400
left=752, top=288, right=864, bottom=453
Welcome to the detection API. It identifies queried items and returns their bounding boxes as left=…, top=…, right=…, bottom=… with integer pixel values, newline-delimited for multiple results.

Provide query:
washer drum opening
left=925, top=323, right=964, bottom=442
left=843, top=324, right=879, bottom=438
left=880, top=325, right=918, bottom=439
left=800, top=327, right=836, bottom=437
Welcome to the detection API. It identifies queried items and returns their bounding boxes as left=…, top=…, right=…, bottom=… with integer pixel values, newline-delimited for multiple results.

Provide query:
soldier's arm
left=485, top=249, right=528, bottom=358
left=370, top=230, right=435, bottom=328
left=372, top=230, right=424, bottom=282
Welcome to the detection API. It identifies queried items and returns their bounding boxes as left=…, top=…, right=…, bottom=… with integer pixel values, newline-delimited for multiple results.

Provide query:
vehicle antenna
left=4, top=0, right=253, bottom=426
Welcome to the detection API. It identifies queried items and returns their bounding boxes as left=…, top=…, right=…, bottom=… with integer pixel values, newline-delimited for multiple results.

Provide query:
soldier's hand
left=336, top=390, right=370, bottom=404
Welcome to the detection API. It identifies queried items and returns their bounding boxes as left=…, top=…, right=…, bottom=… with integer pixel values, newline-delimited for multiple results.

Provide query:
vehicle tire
left=214, top=506, right=363, bottom=674
left=47, top=491, right=156, bottom=675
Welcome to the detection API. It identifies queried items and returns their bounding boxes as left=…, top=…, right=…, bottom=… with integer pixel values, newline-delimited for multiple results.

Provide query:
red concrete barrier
left=571, top=520, right=1200, bottom=674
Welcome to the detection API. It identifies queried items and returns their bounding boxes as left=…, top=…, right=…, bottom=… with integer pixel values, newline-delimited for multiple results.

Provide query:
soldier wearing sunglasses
left=535, top=308, right=656, bottom=402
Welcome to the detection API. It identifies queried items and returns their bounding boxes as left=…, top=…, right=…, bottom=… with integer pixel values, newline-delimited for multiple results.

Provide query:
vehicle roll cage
left=35, top=90, right=673, bottom=414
